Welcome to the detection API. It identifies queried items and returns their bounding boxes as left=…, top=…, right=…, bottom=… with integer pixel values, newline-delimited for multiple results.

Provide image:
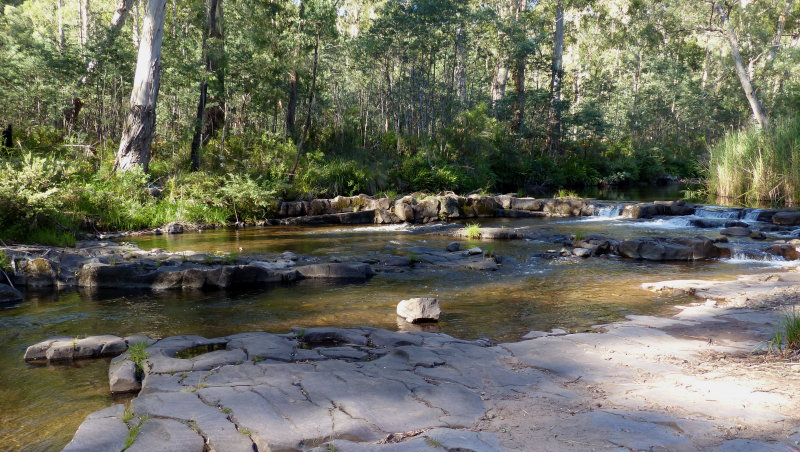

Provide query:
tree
left=546, top=0, right=564, bottom=154
left=716, top=3, right=770, bottom=129
left=190, top=0, right=226, bottom=171
left=115, top=0, right=168, bottom=172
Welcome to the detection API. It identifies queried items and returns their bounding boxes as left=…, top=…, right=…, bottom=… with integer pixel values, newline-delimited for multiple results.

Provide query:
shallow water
left=0, top=211, right=791, bottom=450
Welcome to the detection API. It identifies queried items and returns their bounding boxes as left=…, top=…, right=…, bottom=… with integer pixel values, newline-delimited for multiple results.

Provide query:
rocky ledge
left=57, top=271, right=800, bottom=451
left=0, top=239, right=506, bottom=295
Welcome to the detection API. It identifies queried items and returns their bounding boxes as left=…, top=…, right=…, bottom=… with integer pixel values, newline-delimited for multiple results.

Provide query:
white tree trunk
left=716, top=4, right=769, bottom=129
left=110, top=0, right=135, bottom=31
left=547, top=0, right=565, bottom=154
left=57, top=0, right=65, bottom=49
left=115, top=0, right=167, bottom=172
left=79, top=0, right=90, bottom=47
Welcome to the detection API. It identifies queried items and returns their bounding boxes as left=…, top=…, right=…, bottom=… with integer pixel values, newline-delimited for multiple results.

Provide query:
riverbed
left=1, top=201, right=796, bottom=450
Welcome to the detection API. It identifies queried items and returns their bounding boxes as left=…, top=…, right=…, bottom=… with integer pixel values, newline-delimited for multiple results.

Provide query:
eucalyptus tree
left=115, top=0, right=167, bottom=172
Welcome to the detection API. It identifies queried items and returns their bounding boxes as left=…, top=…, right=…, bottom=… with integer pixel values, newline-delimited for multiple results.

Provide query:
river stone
left=720, top=226, right=751, bottom=237
left=465, top=247, right=482, bottom=256
left=773, top=211, right=800, bottom=226
left=23, top=336, right=71, bottom=361
left=446, top=242, right=461, bottom=252
left=463, top=260, right=499, bottom=271
left=62, top=404, right=129, bottom=452
left=45, top=339, right=76, bottom=361
left=573, top=247, right=592, bottom=258
left=295, top=263, right=375, bottom=280
left=0, top=284, right=22, bottom=303
left=749, top=230, right=767, bottom=240
left=414, top=198, right=440, bottom=222
left=617, top=237, right=721, bottom=261
left=126, top=418, right=205, bottom=452
left=438, top=194, right=463, bottom=218
left=765, top=244, right=800, bottom=260
left=511, top=197, right=544, bottom=211
left=109, top=357, right=141, bottom=393
left=397, top=298, right=441, bottom=323
left=394, top=196, right=415, bottom=222
left=22, top=257, right=56, bottom=288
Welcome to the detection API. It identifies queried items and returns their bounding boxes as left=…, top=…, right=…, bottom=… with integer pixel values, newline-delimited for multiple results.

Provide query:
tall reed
left=708, top=117, right=800, bottom=205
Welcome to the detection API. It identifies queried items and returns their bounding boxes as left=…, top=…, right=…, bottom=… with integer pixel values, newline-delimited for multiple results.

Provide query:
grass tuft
left=465, top=223, right=481, bottom=239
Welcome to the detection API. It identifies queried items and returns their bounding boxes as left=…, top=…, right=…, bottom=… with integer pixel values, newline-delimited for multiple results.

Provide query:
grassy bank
left=1, top=113, right=697, bottom=247
left=708, top=117, right=800, bottom=206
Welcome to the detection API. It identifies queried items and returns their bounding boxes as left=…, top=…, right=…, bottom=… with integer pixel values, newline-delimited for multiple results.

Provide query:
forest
left=0, top=0, right=798, bottom=245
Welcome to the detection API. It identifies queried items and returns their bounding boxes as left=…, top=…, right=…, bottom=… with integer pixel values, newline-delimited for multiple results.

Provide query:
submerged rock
left=617, top=236, right=724, bottom=261
left=397, top=297, right=441, bottom=323
left=0, top=284, right=22, bottom=303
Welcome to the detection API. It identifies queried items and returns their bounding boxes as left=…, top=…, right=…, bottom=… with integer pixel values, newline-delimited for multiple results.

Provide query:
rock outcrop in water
left=563, top=235, right=728, bottom=261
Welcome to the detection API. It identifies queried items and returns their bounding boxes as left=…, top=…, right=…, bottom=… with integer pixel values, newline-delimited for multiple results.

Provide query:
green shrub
left=708, top=116, right=800, bottom=205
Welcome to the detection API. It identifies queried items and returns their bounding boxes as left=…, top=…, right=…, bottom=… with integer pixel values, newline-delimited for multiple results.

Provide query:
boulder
left=394, top=196, right=416, bottom=222
left=465, top=196, right=500, bottom=217
left=495, top=195, right=514, bottom=209
left=766, top=244, right=800, bottom=260
left=21, top=257, right=56, bottom=288
left=109, top=357, right=142, bottom=393
left=773, top=211, right=800, bottom=226
left=413, top=198, right=440, bottom=222
left=572, top=248, right=592, bottom=258
left=511, top=198, right=544, bottom=211
left=465, top=247, right=482, bottom=256
left=0, top=284, right=22, bottom=303
left=438, top=194, right=463, bottom=219
left=397, top=297, right=441, bottom=323
left=616, top=237, right=722, bottom=261
left=446, top=242, right=461, bottom=252
left=374, top=209, right=401, bottom=224
left=720, top=226, right=751, bottom=237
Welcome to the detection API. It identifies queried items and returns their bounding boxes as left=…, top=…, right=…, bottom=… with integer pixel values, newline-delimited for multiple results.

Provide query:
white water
left=694, top=207, right=743, bottom=220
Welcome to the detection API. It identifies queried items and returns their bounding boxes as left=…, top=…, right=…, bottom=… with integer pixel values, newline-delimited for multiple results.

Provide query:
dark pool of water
left=0, top=212, right=791, bottom=450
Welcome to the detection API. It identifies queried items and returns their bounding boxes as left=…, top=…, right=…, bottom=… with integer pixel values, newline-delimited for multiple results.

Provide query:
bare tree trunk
left=110, top=0, right=135, bottom=31
left=286, top=70, right=298, bottom=138
left=288, top=30, right=320, bottom=184
left=191, top=0, right=225, bottom=171
left=79, top=0, right=90, bottom=48
left=57, top=0, right=65, bottom=50
left=491, top=65, right=508, bottom=109
left=456, top=27, right=468, bottom=105
left=511, top=0, right=527, bottom=133
left=546, top=0, right=565, bottom=155
left=115, top=0, right=167, bottom=172
left=716, top=4, right=769, bottom=129
left=767, top=0, right=793, bottom=63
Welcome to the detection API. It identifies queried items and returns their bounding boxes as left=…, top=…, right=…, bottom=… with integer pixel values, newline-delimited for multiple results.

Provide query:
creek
left=0, top=193, right=794, bottom=450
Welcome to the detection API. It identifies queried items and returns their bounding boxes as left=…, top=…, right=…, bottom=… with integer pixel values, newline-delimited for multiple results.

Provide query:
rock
left=62, top=404, right=129, bottom=452
left=765, top=244, right=800, bottom=260
left=573, top=247, right=592, bottom=258
left=413, top=197, right=440, bottom=222
left=773, top=211, right=800, bottom=226
left=463, top=260, right=499, bottom=271
left=511, top=198, right=544, bottom=211
left=438, top=194, right=463, bottom=219
left=21, top=257, right=56, bottom=288
left=465, top=247, right=482, bottom=256
left=109, top=357, right=141, bottom=393
left=465, top=195, right=500, bottom=217
left=166, top=222, right=184, bottom=234
left=374, top=208, right=401, bottom=224
left=394, top=196, right=416, bottom=222
left=397, top=297, right=441, bottom=323
left=617, top=237, right=722, bottom=261
left=0, top=284, right=22, bottom=303
left=295, top=327, right=370, bottom=346
left=750, top=230, right=767, bottom=240
left=446, top=242, right=461, bottom=252
left=720, top=226, right=751, bottom=237
left=495, top=195, right=514, bottom=209
left=23, top=336, right=71, bottom=361
left=295, top=263, right=375, bottom=281
left=126, top=418, right=205, bottom=452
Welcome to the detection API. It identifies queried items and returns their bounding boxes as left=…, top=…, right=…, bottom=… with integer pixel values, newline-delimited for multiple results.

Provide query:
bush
left=708, top=116, right=800, bottom=205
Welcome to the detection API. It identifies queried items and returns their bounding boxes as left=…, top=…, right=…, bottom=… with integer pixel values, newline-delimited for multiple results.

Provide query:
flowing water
left=0, top=202, right=795, bottom=450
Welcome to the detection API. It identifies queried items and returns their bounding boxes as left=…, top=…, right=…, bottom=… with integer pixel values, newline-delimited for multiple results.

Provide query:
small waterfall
left=743, top=209, right=764, bottom=221
left=596, top=205, right=624, bottom=218
left=694, top=207, right=743, bottom=220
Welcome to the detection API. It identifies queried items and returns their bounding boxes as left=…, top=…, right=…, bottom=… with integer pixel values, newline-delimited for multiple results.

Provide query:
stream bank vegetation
left=0, top=0, right=798, bottom=245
